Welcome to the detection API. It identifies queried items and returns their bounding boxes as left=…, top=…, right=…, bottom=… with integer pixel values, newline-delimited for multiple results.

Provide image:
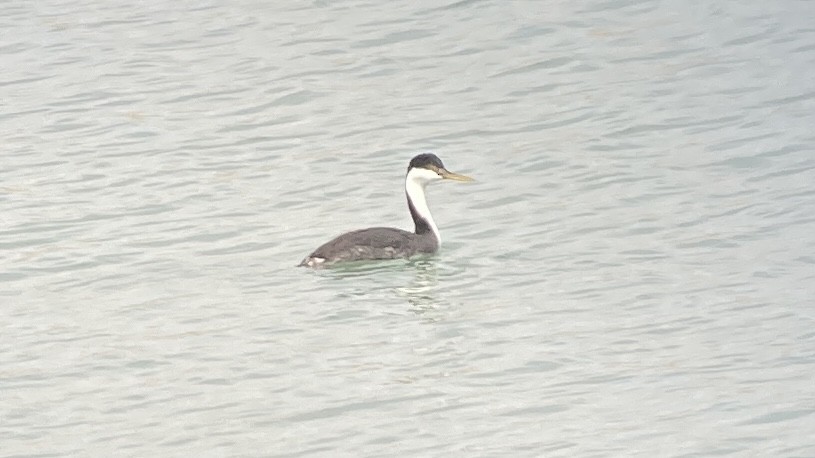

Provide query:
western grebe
left=299, top=153, right=473, bottom=268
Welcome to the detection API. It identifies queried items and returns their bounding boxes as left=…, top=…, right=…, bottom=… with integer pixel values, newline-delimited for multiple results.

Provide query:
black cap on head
left=408, top=153, right=445, bottom=172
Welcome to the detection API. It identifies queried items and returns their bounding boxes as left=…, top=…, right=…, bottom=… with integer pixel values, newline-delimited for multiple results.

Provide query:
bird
left=299, top=153, right=473, bottom=268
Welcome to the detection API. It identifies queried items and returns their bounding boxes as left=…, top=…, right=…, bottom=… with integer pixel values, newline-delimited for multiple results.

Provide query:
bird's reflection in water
left=313, top=256, right=450, bottom=321
left=395, top=258, right=446, bottom=320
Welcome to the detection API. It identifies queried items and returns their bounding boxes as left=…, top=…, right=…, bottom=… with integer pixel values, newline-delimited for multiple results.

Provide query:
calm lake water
left=2, top=0, right=815, bottom=456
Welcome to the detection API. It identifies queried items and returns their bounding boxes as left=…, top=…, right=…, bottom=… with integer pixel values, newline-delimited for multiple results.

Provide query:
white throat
left=405, top=167, right=441, bottom=245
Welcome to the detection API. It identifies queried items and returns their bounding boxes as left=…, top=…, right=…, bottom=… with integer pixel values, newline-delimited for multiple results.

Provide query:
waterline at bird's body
left=299, top=153, right=473, bottom=268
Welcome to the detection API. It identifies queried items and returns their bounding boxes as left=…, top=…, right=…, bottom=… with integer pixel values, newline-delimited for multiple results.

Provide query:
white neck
left=405, top=168, right=441, bottom=245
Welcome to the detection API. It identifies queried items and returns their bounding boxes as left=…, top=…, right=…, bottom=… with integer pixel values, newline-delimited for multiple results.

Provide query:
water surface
left=2, top=0, right=814, bottom=456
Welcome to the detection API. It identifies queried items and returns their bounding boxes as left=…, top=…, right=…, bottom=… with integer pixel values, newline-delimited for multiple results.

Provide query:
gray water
left=2, top=0, right=815, bottom=456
